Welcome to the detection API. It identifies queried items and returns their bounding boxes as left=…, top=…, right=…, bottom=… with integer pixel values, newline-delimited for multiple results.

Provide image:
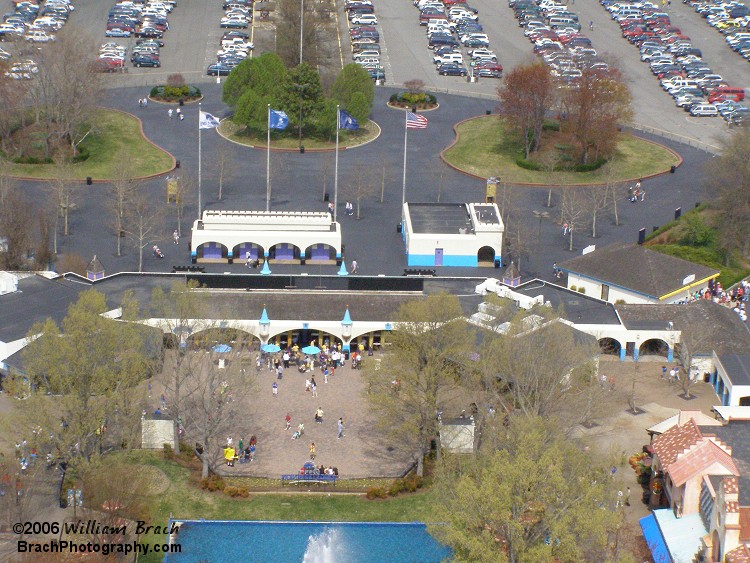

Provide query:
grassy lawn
left=442, top=115, right=680, bottom=185
left=645, top=207, right=750, bottom=286
left=111, top=451, right=436, bottom=562
left=218, top=118, right=380, bottom=150
left=5, top=110, right=173, bottom=180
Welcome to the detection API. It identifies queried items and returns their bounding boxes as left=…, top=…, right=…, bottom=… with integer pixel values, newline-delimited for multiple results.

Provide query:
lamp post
left=341, top=306, right=352, bottom=352
left=259, top=307, right=270, bottom=345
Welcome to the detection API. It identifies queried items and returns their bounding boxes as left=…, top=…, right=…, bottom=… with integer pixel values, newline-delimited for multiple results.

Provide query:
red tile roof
left=652, top=419, right=703, bottom=469
left=669, top=439, right=739, bottom=487
left=726, top=544, right=750, bottom=563
left=741, top=507, right=750, bottom=542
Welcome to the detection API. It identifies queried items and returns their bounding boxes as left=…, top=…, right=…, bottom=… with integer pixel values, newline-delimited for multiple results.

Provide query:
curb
left=386, top=101, right=440, bottom=113
left=439, top=115, right=684, bottom=187
left=146, top=94, right=205, bottom=105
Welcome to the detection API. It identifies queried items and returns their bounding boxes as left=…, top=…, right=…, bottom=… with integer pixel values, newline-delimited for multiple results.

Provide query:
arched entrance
left=712, top=530, right=721, bottom=562
left=477, top=246, right=495, bottom=265
left=233, top=243, right=265, bottom=262
left=305, top=244, right=337, bottom=262
left=639, top=339, right=669, bottom=358
left=269, top=243, right=301, bottom=262
left=350, top=331, right=385, bottom=352
left=599, top=337, right=622, bottom=356
left=269, top=329, right=342, bottom=350
left=196, top=242, right=228, bottom=261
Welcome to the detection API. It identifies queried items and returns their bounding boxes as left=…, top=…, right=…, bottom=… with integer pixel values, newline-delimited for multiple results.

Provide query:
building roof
left=0, top=275, right=87, bottom=344
left=718, top=354, right=750, bottom=387
left=647, top=410, right=721, bottom=436
left=740, top=507, right=750, bottom=542
left=510, top=280, right=622, bottom=325
left=667, top=439, right=738, bottom=487
left=699, top=421, right=750, bottom=506
left=406, top=203, right=474, bottom=235
left=726, top=544, right=750, bottom=563
left=559, top=242, right=720, bottom=299
left=87, top=255, right=104, bottom=273
left=615, top=300, right=750, bottom=356
left=652, top=418, right=703, bottom=468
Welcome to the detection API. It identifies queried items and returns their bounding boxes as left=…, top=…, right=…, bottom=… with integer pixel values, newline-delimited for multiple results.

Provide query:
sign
left=682, top=274, right=696, bottom=286
left=582, top=245, right=596, bottom=255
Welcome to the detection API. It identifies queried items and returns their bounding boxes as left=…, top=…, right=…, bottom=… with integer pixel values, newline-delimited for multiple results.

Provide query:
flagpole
left=198, top=102, right=202, bottom=220
left=266, top=104, right=271, bottom=213
left=402, top=110, right=408, bottom=207
left=334, top=105, right=339, bottom=223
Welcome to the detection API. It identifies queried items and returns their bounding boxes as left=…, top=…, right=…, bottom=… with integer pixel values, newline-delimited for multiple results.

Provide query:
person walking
left=309, top=442, right=316, bottom=460
left=351, top=260, right=358, bottom=274
left=173, top=229, right=179, bottom=245
left=589, top=20, right=594, bottom=30
left=285, top=413, right=292, bottom=430
left=337, top=417, right=345, bottom=439
left=168, top=109, right=173, bottom=119
left=272, top=382, right=278, bottom=397
left=311, top=377, right=318, bottom=397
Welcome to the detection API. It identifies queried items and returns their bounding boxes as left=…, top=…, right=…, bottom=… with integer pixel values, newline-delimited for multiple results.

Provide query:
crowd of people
left=223, top=435, right=257, bottom=466
left=677, top=279, right=749, bottom=322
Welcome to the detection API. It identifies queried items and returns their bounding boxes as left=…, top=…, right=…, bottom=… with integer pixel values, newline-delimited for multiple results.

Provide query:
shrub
left=679, top=213, right=714, bottom=247
left=200, top=474, right=226, bottom=492
left=365, top=487, right=388, bottom=500
left=225, top=486, right=248, bottom=497
left=542, top=120, right=560, bottom=131
left=389, top=93, right=399, bottom=103
left=577, top=287, right=585, bottom=294
left=570, top=285, right=577, bottom=291
left=404, top=475, right=423, bottom=492
left=163, top=443, right=174, bottom=460
left=388, top=480, right=406, bottom=497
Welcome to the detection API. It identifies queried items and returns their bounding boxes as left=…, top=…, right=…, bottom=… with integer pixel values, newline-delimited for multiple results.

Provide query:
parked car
left=437, top=62, right=468, bottom=76
left=207, top=61, right=237, bottom=76
left=689, top=103, right=718, bottom=116
left=132, top=53, right=161, bottom=67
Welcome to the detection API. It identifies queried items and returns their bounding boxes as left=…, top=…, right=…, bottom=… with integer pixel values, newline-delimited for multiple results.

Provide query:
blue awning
left=640, top=514, right=672, bottom=563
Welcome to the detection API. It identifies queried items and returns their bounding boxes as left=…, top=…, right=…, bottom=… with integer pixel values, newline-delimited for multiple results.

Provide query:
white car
left=351, top=14, right=377, bottom=25
left=25, top=31, right=56, bottom=43
left=689, top=104, right=719, bottom=116
left=469, top=48, right=496, bottom=61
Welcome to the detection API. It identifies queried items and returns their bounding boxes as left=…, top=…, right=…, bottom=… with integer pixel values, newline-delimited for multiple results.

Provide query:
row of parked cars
left=347, top=0, right=385, bottom=81
left=104, top=0, right=176, bottom=69
left=683, top=0, right=750, bottom=62
left=207, top=0, right=253, bottom=76
left=413, top=0, right=502, bottom=78
left=601, top=0, right=748, bottom=121
left=0, top=0, right=75, bottom=45
left=514, top=0, right=607, bottom=84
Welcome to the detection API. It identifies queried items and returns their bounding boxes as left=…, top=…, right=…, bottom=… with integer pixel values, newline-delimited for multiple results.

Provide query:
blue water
left=164, top=521, right=451, bottom=563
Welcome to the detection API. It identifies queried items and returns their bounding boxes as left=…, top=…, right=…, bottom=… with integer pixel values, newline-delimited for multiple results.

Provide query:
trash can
left=397, top=223, right=402, bottom=233
left=300, top=146, right=305, bottom=154
left=175, top=160, right=180, bottom=168
left=179, top=99, right=184, bottom=107
left=324, top=192, right=329, bottom=202
left=486, top=110, right=491, bottom=115
left=670, top=165, right=676, bottom=173
left=86, top=177, right=92, bottom=185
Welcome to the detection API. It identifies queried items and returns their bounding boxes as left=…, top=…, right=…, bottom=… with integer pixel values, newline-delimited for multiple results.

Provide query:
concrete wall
left=141, top=419, right=177, bottom=450
left=566, top=273, right=654, bottom=304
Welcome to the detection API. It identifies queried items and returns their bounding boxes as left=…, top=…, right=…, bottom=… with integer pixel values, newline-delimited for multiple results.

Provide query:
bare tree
left=561, top=188, right=586, bottom=251
left=108, top=154, right=137, bottom=257
left=171, top=174, right=195, bottom=238
left=498, top=62, right=555, bottom=158
left=561, top=67, right=632, bottom=165
left=583, top=186, right=610, bottom=238
left=0, top=189, right=33, bottom=269
left=214, top=144, right=233, bottom=201
left=378, top=154, right=391, bottom=203
left=125, top=191, right=163, bottom=272
left=677, top=338, right=697, bottom=400
left=0, top=61, right=28, bottom=157
left=343, top=161, right=378, bottom=219
left=181, top=349, right=254, bottom=478
left=47, top=158, right=79, bottom=240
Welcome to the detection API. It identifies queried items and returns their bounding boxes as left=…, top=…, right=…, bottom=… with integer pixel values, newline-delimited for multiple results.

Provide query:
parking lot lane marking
left=250, top=0, right=256, bottom=59
left=334, top=0, right=343, bottom=68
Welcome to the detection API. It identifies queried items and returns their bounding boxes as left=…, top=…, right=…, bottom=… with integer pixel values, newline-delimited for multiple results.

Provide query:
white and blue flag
left=338, top=109, right=359, bottom=131
left=199, top=111, right=221, bottom=129
left=269, top=109, right=289, bottom=130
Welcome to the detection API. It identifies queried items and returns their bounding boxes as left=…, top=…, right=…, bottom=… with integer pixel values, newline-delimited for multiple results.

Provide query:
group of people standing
left=224, top=435, right=256, bottom=466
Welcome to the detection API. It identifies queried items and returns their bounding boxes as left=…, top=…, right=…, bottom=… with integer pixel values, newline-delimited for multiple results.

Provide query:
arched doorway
left=187, top=328, right=258, bottom=351
left=233, top=243, right=265, bottom=262
left=305, top=244, right=337, bottom=262
left=477, top=246, right=495, bottom=265
left=599, top=337, right=622, bottom=356
left=712, top=530, right=721, bottom=562
left=196, top=242, right=228, bottom=261
left=350, top=331, right=384, bottom=352
left=269, top=243, right=301, bottom=262
left=639, top=339, right=669, bottom=358
left=270, top=329, right=342, bottom=350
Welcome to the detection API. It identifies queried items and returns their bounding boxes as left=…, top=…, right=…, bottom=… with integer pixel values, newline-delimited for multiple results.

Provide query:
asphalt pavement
left=22, top=83, right=709, bottom=281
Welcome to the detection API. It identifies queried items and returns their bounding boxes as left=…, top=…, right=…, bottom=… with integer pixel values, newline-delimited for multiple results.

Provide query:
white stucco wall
left=566, top=273, right=654, bottom=304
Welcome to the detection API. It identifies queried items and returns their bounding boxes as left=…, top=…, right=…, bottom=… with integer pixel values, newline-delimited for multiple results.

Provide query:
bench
left=403, top=268, right=436, bottom=277
left=281, top=474, right=338, bottom=486
left=172, top=265, right=205, bottom=273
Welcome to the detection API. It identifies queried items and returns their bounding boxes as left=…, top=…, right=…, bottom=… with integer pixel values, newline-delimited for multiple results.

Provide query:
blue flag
left=269, top=109, right=288, bottom=130
left=338, top=109, right=359, bottom=131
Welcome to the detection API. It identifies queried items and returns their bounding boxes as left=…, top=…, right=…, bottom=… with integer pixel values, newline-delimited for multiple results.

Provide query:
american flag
left=406, top=111, right=428, bottom=129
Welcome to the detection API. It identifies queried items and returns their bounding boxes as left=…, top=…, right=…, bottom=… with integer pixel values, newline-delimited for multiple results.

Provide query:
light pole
left=299, top=0, right=304, bottom=65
